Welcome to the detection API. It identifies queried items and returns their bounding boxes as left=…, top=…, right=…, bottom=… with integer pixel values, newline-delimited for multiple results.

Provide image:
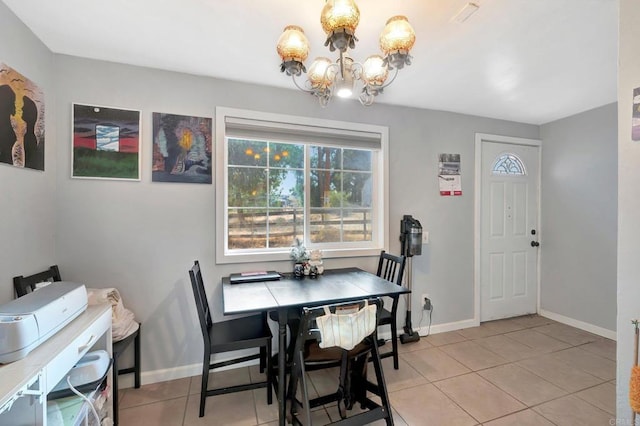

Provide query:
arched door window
left=491, top=153, right=526, bottom=175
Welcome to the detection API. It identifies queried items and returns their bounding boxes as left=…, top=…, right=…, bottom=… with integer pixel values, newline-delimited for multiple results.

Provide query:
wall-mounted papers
left=438, top=153, right=462, bottom=196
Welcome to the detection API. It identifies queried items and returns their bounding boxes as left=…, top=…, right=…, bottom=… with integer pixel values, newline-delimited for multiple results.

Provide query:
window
left=491, top=153, right=526, bottom=175
left=216, top=107, right=388, bottom=263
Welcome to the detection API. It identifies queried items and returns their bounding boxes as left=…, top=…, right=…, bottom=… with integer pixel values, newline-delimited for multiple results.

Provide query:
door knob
left=531, top=241, right=540, bottom=247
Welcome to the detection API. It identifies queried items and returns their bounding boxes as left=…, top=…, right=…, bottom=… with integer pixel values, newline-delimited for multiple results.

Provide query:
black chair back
left=13, top=265, right=61, bottom=297
left=376, top=250, right=406, bottom=285
left=375, top=250, right=407, bottom=370
left=188, top=260, right=273, bottom=417
left=189, top=260, right=213, bottom=346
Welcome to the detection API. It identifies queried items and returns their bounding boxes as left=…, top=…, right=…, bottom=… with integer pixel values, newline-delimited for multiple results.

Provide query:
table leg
left=278, top=309, right=287, bottom=426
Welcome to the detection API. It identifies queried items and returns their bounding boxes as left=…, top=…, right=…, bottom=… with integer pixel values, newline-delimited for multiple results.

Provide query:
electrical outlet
left=421, top=293, right=432, bottom=310
left=422, top=231, right=429, bottom=244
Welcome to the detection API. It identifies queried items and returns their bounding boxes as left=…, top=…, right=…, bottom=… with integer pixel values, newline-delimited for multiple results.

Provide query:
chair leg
left=298, top=351, right=312, bottom=426
left=134, top=329, right=141, bottom=388
left=112, top=353, right=119, bottom=426
left=286, top=350, right=302, bottom=422
left=266, top=340, right=273, bottom=405
left=259, top=346, right=266, bottom=373
left=199, top=354, right=210, bottom=418
left=370, top=340, right=394, bottom=426
left=391, top=321, right=399, bottom=370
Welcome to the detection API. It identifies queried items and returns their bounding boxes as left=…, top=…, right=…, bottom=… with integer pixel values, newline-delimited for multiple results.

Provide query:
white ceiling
left=3, top=0, right=618, bottom=125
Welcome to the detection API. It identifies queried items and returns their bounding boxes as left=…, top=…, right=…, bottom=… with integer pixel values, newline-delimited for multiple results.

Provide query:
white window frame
left=215, top=107, right=389, bottom=264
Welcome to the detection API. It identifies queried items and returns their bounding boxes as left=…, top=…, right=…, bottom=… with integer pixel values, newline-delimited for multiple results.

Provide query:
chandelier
left=276, top=0, right=416, bottom=107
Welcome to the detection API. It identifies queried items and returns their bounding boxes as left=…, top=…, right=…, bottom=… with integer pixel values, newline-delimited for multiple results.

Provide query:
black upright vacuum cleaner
left=400, top=215, right=423, bottom=344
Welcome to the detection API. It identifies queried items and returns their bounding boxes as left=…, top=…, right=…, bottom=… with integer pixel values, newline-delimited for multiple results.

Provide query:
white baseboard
left=119, top=354, right=263, bottom=388
left=378, top=317, right=478, bottom=340
left=539, top=309, right=616, bottom=341
left=415, top=318, right=478, bottom=336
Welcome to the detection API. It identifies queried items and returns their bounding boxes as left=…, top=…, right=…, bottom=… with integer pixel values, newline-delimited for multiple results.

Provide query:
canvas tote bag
left=316, top=300, right=377, bottom=350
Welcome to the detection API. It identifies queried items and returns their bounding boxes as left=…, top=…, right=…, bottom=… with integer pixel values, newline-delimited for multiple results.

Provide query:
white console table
left=0, top=304, right=113, bottom=425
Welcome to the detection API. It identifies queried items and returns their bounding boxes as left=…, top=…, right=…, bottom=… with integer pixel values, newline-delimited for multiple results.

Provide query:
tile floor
left=117, top=315, right=617, bottom=425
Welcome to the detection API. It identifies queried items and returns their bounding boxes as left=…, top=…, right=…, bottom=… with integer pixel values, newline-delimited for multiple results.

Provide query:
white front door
left=480, top=138, right=540, bottom=321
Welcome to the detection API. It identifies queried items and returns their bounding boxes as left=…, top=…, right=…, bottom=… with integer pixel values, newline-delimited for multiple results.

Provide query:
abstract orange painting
left=0, top=63, right=45, bottom=170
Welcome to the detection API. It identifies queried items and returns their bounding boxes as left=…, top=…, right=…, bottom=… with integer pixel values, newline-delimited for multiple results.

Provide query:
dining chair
left=13, top=265, right=61, bottom=296
left=188, top=260, right=272, bottom=417
left=375, top=250, right=406, bottom=370
left=286, top=297, right=393, bottom=425
left=13, top=266, right=141, bottom=426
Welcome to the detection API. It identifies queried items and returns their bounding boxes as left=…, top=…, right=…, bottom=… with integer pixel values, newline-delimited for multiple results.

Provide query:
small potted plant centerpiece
left=290, top=238, right=309, bottom=278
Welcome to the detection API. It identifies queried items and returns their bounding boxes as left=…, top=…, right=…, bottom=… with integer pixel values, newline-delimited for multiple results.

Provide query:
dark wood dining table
left=222, top=267, right=410, bottom=426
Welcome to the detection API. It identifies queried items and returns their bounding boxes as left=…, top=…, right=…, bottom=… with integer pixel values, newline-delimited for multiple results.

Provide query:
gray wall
left=617, top=0, right=639, bottom=420
left=0, top=2, right=56, bottom=303
left=540, top=103, right=617, bottom=331
left=51, top=54, right=538, bottom=377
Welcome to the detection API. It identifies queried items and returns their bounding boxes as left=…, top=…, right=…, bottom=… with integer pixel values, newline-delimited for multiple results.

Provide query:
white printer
left=0, top=282, right=88, bottom=364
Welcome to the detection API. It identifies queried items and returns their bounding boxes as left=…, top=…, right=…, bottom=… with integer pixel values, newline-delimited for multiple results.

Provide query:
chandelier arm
left=291, top=73, right=314, bottom=94
left=377, top=67, right=400, bottom=91
left=325, top=62, right=340, bottom=82
left=351, top=62, right=363, bottom=80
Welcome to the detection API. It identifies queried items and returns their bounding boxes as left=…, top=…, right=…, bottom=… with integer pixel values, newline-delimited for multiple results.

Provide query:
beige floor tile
left=483, top=409, right=555, bottom=426
left=401, top=347, right=471, bottom=382
left=509, top=315, right=556, bottom=329
left=533, top=394, right=614, bottom=426
left=373, top=407, right=409, bottom=426
left=189, top=368, right=252, bottom=396
left=457, top=325, right=501, bottom=340
left=439, top=340, right=509, bottom=371
left=381, top=355, right=429, bottom=392
left=517, top=354, right=604, bottom=392
left=481, top=318, right=527, bottom=335
left=581, top=337, right=617, bottom=361
left=183, top=391, right=257, bottom=426
left=248, top=364, right=270, bottom=383
left=474, top=334, right=545, bottom=362
left=396, top=335, right=434, bottom=353
left=435, top=373, right=525, bottom=423
left=324, top=402, right=406, bottom=425
left=390, top=383, right=477, bottom=426
left=119, top=396, right=187, bottom=426
left=307, top=367, right=339, bottom=400
left=478, top=364, right=567, bottom=406
left=532, top=323, right=599, bottom=346
left=120, top=377, right=192, bottom=408
left=550, top=347, right=616, bottom=380
left=505, top=329, right=571, bottom=353
left=575, top=382, right=616, bottom=415
left=283, top=406, right=331, bottom=425
left=422, top=330, right=468, bottom=347
left=252, top=387, right=278, bottom=425
left=115, top=316, right=616, bottom=425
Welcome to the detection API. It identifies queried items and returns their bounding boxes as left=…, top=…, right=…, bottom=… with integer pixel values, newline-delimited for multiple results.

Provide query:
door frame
left=474, top=133, right=542, bottom=325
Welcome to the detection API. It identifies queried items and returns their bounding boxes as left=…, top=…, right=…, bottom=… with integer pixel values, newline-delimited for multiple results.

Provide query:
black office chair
left=286, top=298, right=393, bottom=425
left=188, top=261, right=272, bottom=417
left=13, top=266, right=141, bottom=426
left=375, top=250, right=406, bottom=370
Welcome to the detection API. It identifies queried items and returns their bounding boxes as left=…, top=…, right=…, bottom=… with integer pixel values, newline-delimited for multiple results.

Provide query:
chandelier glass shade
left=277, top=0, right=415, bottom=107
